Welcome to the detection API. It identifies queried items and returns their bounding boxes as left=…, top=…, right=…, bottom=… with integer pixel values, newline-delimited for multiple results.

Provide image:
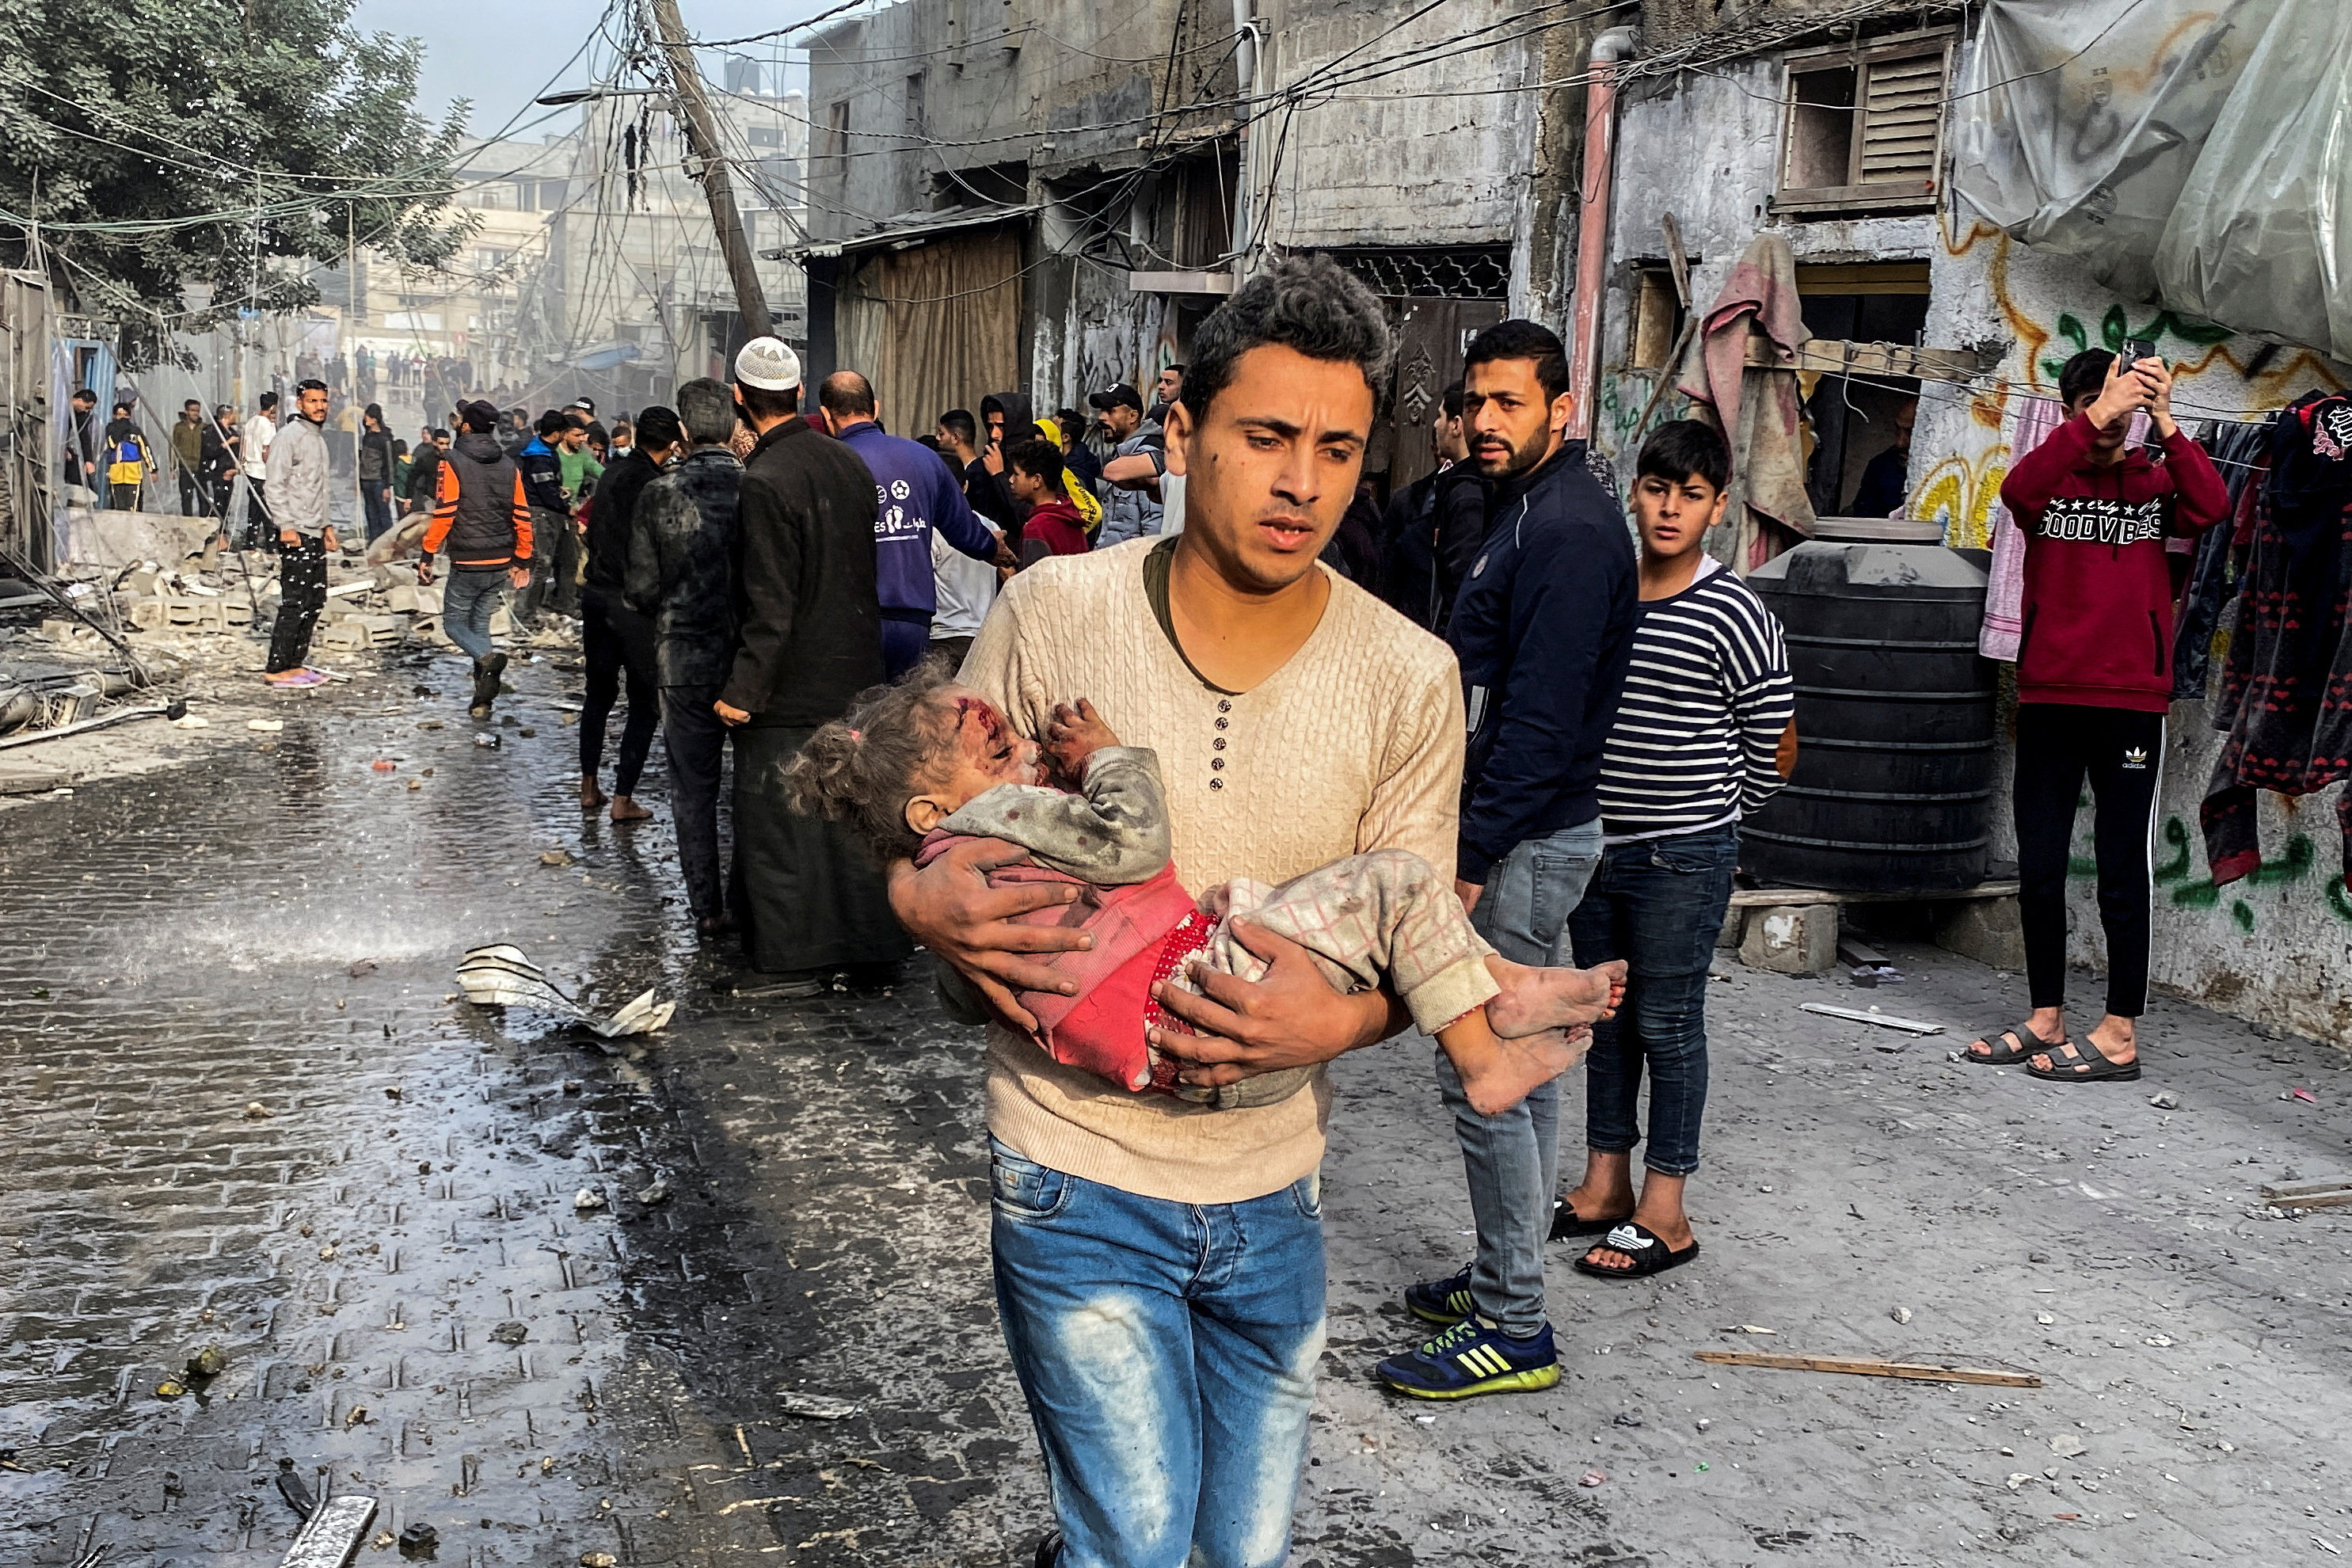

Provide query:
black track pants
left=2013, top=702, right=2164, bottom=1018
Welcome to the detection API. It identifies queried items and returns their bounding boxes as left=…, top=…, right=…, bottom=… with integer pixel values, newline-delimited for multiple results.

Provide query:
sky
left=348, top=0, right=817, bottom=139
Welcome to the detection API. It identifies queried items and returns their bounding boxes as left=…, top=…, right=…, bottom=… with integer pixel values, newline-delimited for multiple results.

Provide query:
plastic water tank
left=1740, top=519, right=1996, bottom=892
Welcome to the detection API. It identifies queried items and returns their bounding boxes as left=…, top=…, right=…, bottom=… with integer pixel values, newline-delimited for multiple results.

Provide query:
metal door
left=1383, top=296, right=1501, bottom=495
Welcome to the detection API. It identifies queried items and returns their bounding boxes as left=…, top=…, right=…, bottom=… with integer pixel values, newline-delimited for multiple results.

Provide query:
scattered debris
left=275, top=1457, right=316, bottom=1520
left=243, top=1101, right=272, bottom=1119
left=370, top=759, right=396, bottom=772
left=343, top=1405, right=368, bottom=1429
left=1695, top=1418, right=1712, bottom=1431
left=2149, top=1092, right=2181, bottom=1109
left=347, top=959, right=379, bottom=979
left=185, top=1345, right=227, bottom=1378
left=247, top=718, right=284, bottom=733
left=636, top=1175, right=672, bottom=1206
left=1612, top=1410, right=1642, bottom=1428
left=2289, top=1087, right=2319, bottom=1104
left=156, top=1377, right=188, bottom=1398
left=2049, top=1434, right=2086, bottom=1458
left=2028, top=1251, right=2051, bottom=1264
left=455, top=945, right=674, bottom=1038
left=1724, top=1324, right=1778, bottom=1335
left=1578, top=1470, right=1608, bottom=1487
left=396, top=1522, right=439, bottom=1558
left=580, top=1554, right=618, bottom=1567
left=777, top=1390, right=863, bottom=1420
left=474, top=733, right=500, bottom=748
left=2036, top=1312, right=2055, bottom=1326
left=1693, top=1350, right=2042, bottom=1388
left=2144, top=1334, right=2175, bottom=1347
left=2005, top=1473, right=2032, bottom=1491
left=285, top=1495, right=379, bottom=1568
left=540, top=849, right=575, bottom=867
left=1848, top=965, right=1905, bottom=988
left=1891, top=1307, right=1912, bottom=1325
left=573, top=1188, right=607, bottom=1212
left=489, top=1322, right=529, bottom=1345
left=1801, top=1002, right=1943, bottom=1035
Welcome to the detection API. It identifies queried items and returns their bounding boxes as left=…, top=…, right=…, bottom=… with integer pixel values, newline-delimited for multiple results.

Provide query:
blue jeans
left=990, top=1137, right=1325, bottom=1568
left=1438, top=817, right=1604, bottom=1335
left=1566, top=824, right=1737, bottom=1177
left=442, top=568, right=505, bottom=663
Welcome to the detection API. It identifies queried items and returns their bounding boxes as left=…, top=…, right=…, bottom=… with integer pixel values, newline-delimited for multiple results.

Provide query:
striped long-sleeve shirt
left=1597, top=558, right=1794, bottom=843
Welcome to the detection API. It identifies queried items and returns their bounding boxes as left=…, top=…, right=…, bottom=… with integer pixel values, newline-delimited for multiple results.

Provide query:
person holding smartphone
left=1964, top=346, right=2228, bottom=1083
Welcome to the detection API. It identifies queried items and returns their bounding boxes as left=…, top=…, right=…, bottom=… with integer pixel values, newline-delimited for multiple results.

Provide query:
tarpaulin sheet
left=1954, top=0, right=2352, bottom=363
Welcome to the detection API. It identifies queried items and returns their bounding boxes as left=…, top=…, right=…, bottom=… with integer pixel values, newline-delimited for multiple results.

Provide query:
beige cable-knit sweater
left=959, top=539, right=1464, bottom=1203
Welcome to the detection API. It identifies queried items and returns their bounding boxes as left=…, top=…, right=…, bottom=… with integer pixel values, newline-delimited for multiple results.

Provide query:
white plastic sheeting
left=1953, top=0, right=2352, bottom=363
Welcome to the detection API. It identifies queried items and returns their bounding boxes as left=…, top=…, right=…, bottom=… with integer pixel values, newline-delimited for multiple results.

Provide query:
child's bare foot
left=610, top=794, right=652, bottom=823
left=1456, top=1026, right=1586, bottom=1117
left=1484, top=957, right=1627, bottom=1037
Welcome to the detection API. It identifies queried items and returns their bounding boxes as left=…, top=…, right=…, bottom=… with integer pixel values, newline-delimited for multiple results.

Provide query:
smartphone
left=2124, top=338, right=2159, bottom=371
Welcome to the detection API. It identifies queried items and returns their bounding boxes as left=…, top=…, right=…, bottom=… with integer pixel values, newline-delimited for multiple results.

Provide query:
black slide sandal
left=1550, top=1198, right=1631, bottom=1240
left=1574, top=1222, right=1699, bottom=1280
left=1962, top=1022, right=2064, bottom=1067
left=2025, top=1033, right=2142, bottom=1083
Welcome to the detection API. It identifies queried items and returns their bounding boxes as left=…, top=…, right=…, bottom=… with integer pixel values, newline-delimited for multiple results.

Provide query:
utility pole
left=645, top=0, right=774, bottom=341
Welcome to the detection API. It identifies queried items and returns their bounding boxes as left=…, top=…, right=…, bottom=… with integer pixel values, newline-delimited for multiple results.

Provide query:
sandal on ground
left=1573, top=1222, right=1699, bottom=1281
left=2025, top=1032, right=2141, bottom=1083
left=1549, top=1197, right=1631, bottom=1240
left=1962, top=1022, right=2064, bottom=1067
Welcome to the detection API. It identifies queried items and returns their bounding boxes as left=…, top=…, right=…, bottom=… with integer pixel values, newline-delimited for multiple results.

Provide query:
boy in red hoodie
left=1967, top=348, right=2228, bottom=1084
left=1005, top=438, right=1091, bottom=564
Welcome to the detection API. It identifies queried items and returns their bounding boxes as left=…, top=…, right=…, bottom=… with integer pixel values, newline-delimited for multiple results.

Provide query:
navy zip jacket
left=837, top=421, right=999, bottom=615
left=1447, top=439, right=1639, bottom=885
left=516, top=436, right=567, bottom=515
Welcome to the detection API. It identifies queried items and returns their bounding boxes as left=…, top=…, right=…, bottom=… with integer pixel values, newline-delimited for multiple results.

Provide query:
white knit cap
left=734, top=337, right=802, bottom=391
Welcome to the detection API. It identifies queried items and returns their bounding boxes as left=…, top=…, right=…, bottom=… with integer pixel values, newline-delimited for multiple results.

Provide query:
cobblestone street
left=3, top=653, right=2351, bottom=1566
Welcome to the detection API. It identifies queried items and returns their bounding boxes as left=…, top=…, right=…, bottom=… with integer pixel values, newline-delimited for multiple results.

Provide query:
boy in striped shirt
left=1553, top=421, right=1795, bottom=1280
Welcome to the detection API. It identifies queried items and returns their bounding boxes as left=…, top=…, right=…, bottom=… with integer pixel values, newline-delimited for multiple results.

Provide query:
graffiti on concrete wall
left=2080, top=813, right=2352, bottom=933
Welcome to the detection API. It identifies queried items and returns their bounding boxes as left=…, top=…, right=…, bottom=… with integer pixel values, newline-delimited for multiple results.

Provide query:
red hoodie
left=1996, top=412, right=2228, bottom=712
left=1021, top=496, right=1092, bottom=558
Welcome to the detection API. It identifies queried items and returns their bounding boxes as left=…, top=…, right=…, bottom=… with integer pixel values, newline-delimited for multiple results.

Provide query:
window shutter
left=1858, top=51, right=1944, bottom=185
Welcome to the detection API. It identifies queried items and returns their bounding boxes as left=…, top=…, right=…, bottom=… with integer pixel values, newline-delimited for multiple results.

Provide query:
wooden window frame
left=1773, top=28, right=1952, bottom=216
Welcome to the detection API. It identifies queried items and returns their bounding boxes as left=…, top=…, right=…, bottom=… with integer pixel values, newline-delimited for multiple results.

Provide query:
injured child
left=785, top=664, right=1625, bottom=1114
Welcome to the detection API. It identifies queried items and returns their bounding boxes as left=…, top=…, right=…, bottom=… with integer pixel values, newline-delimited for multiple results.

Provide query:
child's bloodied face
left=901, top=687, right=1048, bottom=837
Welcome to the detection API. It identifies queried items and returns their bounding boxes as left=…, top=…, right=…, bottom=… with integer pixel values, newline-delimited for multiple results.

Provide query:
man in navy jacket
left=1376, top=319, right=1638, bottom=1402
left=817, top=372, right=1007, bottom=678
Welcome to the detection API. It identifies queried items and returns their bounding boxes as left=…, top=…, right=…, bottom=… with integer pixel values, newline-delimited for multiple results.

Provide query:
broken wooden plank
left=280, top=1494, right=376, bottom=1568
left=1801, top=1003, right=1943, bottom=1036
left=1696, top=1350, right=2040, bottom=1388
left=2260, top=1180, right=2352, bottom=1211
left=1727, top=881, right=2019, bottom=908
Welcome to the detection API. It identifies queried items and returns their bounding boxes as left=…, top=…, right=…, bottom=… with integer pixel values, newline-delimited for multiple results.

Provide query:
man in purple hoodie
left=817, top=371, right=1010, bottom=678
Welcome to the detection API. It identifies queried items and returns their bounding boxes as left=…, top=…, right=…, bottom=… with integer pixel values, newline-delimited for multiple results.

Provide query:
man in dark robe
left=717, top=337, right=912, bottom=994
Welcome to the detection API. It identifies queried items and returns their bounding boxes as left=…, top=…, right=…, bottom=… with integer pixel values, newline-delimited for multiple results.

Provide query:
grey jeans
left=1437, top=816, right=1604, bottom=1336
left=442, top=568, right=505, bottom=663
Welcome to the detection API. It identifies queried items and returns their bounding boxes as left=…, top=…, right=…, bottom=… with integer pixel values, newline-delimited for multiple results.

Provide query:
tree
left=0, top=0, right=472, bottom=364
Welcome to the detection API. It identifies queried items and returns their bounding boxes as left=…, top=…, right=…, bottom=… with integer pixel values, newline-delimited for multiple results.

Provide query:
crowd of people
left=59, top=249, right=2205, bottom=1566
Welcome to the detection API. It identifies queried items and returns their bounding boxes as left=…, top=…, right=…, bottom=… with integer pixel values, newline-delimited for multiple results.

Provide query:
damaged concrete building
left=789, top=0, right=2352, bottom=1041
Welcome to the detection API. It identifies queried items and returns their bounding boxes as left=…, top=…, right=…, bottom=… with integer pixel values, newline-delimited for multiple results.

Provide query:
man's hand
left=1044, top=698, right=1119, bottom=779
left=982, top=441, right=1004, bottom=475
left=714, top=698, right=751, bottom=727
left=991, top=531, right=1018, bottom=571
left=322, top=527, right=339, bottom=553
left=415, top=558, right=435, bottom=585
left=889, top=839, right=1091, bottom=1033
left=1455, top=878, right=1484, bottom=915
left=280, top=527, right=301, bottom=548
left=508, top=564, right=531, bottom=590
left=2087, top=353, right=2149, bottom=431
left=1147, top=920, right=1400, bottom=1087
left=2133, top=356, right=2178, bottom=437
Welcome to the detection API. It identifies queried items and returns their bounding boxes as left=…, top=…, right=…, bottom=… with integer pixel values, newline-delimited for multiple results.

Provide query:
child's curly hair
left=784, top=654, right=966, bottom=865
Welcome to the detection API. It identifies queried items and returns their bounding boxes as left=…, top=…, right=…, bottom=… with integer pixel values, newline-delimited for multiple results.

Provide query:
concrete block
left=1717, top=908, right=1747, bottom=949
left=129, top=599, right=166, bottom=630
left=1935, top=895, right=2026, bottom=971
left=1740, top=903, right=1840, bottom=975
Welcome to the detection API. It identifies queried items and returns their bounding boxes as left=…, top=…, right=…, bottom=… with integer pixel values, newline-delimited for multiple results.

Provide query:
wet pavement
left=4, top=648, right=2351, bottom=1566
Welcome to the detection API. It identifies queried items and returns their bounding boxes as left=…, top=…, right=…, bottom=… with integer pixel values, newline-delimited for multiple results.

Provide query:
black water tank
left=1741, top=522, right=1996, bottom=892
